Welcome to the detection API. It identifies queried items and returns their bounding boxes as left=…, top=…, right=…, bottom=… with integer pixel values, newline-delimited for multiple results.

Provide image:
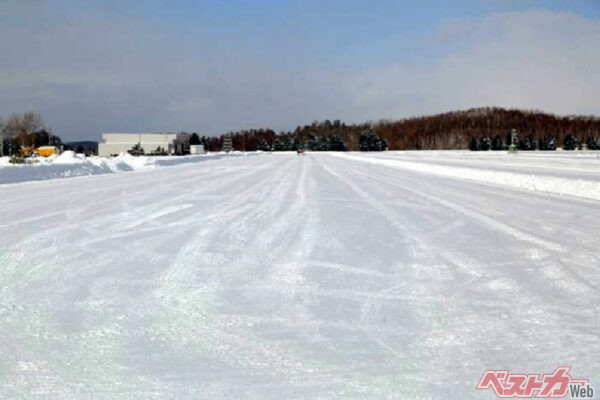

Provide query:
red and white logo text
left=476, top=367, right=594, bottom=398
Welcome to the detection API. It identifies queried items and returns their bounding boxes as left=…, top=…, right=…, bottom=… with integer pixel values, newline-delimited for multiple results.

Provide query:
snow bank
left=0, top=151, right=257, bottom=185
left=331, top=152, right=600, bottom=201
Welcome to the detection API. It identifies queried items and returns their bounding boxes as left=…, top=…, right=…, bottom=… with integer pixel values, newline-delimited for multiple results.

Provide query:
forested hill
left=204, top=107, right=600, bottom=151
left=376, top=107, right=600, bottom=150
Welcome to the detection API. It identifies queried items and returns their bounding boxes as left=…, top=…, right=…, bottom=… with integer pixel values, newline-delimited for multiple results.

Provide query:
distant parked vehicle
left=297, top=149, right=305, bottom=155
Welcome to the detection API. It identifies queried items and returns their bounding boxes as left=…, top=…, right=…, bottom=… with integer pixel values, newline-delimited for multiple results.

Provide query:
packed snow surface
left=0, top=151, right=599, bottom=399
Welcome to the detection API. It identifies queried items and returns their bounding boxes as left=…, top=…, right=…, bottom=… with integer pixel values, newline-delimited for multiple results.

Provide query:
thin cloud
left=0, top=7, right=598, bottom=140
left=343, top=10, right=600, bottom=121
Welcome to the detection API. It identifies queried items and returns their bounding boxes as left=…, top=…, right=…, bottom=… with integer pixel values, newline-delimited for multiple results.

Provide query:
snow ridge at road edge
left=329, top=152, right=600, bottom=201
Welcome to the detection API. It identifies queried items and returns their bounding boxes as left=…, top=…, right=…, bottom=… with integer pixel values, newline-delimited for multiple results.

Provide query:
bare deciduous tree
left=22, top=112, right=43, bottom=135
left=3, top=113, right=23, bottom=139
left=3, top=112, right=44, bottom=147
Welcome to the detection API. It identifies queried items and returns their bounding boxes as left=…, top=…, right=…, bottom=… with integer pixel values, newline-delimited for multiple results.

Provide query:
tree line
left=189, top=124, right=388, bottom=152
left=3, top=107, right=600, bottom=155
left=469, top=133, right=600, bottom=151
left=203, top=107, right=600, bottom=151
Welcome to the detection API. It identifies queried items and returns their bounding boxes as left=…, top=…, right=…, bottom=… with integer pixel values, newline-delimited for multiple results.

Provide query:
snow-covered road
left=1, top=152, right=599, bottom=399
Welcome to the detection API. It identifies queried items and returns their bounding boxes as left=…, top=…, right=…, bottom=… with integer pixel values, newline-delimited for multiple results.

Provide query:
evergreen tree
left=9, top=142, right=20, bottom=156
left=469, top=137, right=480, bottom=151
left=329, top=135, right=347, bottom=151
left=379, top=138, right=388, bottom=151
left=256, top=138, right=270, bottom=152
left=49, top=134, right=62, bottom=147
left=283, top=136, right=294, bottom=151
left=359, top=130, right=385, bottom=151
left=359, top=132, right=371, bottom=151
left=539, top=136, right=557, bottom=151
left=491, top=135, right=504, bottom=150
left=189, top=133, right=201, bottom=145
left=307, top=134, right=319, bottom=151
left=128, top=143, right=145, bottom=156
left=272, top=138, right=285, bottom=151
left=563, top=134, right=578, bottom=150
left=586, top=136, right=600, bottom=150
left=480, top=136, right=491, bottom=151
left=150, top=146, right=167, bottom=155
left=519, top=134, right=537, bottom=151
left=31, top=129, right=51, bottom=147
left=291, top=136, right=302, bottom=151
left=317, top=135, right=330, bottom=151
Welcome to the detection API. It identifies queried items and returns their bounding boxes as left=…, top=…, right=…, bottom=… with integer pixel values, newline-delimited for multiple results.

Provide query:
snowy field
left=0, top=151, right=599, bottom=399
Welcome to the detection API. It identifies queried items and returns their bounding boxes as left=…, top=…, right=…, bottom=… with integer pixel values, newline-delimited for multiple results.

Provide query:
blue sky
left=1, top=0, right=599, bottom=140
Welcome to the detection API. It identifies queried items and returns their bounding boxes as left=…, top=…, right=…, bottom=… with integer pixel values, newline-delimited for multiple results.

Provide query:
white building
left=189, top=144, right=205, bottom=155
left=98, top=133, right=194, bottom=157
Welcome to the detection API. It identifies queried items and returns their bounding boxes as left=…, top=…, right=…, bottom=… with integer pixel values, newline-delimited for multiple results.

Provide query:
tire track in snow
left=123, top=158, right=299, bottom=397
left=73, top=158, right=277, bottom=247
left=345, top=157, right=565, bottom=253
left=317, top=154, right=468, bottom=396
left=3, top=152, right=600, bottom=398
left=147, top=156, right=338, bottom=391
left=346, top=157, right=600, bottom=297
left=367, top=159, right=600, bottom=298
left=314, top=156, right=422, bottom=364
left=0, top=156, right=284, bottom=398
left=324, top=154, right=600, bottom=394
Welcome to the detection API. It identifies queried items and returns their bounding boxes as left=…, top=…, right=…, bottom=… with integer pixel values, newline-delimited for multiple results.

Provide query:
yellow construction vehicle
left=37, top=146, right=59, bottom=157
left=17, top=146, right=60, bottom=159
left=18, top=146, right=36, bottom=158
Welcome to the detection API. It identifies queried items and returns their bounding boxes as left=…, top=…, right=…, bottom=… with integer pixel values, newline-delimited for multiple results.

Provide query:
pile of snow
left=0, top=151, right=257, bottom=184
left=331, top=152, right=600, bottom=201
